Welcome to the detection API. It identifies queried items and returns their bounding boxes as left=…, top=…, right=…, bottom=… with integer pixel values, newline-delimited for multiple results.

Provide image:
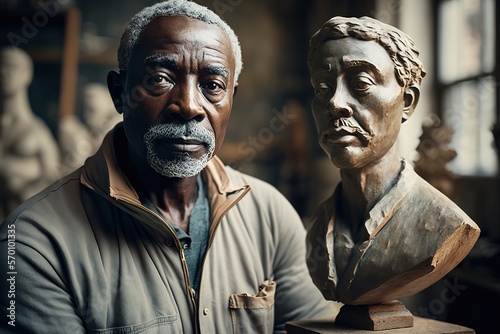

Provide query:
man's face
left=309, top=37, right=405, bottom=170
left=116, top=15, right=236, bottom=178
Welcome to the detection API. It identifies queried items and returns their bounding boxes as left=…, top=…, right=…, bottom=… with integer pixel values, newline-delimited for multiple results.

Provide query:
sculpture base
left=286, top=316, right=475, bottom=333
left=336, top=300, right=412, bottom=331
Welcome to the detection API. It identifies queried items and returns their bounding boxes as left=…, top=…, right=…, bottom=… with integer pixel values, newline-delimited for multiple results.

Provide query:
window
left=437, top=0, right=497, bottom=176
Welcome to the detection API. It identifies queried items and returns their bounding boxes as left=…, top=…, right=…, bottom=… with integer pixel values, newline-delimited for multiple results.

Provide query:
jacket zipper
left=194, top=185, right=251, bottom=332
left=104, top=184, right=250, bottom=334
left=115, top=197, right=197, bottom=322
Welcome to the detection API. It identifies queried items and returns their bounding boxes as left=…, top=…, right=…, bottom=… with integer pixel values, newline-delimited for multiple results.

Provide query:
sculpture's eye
left=314, top=83, right=331, bottom=98
left=351, top=74, right=374, bottom=93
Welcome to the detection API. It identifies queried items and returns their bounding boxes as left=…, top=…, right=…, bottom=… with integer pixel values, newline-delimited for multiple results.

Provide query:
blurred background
left=0, top=0, right=499, bottom=332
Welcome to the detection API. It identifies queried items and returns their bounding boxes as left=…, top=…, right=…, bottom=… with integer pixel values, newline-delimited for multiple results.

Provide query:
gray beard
left=143, top=122, right=216, bottom=178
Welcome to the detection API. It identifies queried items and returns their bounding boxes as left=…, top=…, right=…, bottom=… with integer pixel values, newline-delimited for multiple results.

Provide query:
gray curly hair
left=308, top=16, right=426, bottom=88
left=118, top=0, right=243, bottom=83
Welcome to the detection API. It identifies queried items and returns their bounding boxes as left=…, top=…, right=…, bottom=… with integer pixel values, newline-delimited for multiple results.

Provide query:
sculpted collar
left=363, top=159, right=418, bottom=239
left=325, top=159, right=418, bottom=287
left=326, top=159, right=418, bottom=259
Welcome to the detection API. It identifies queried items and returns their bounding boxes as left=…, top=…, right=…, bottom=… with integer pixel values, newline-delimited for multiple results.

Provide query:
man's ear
left=233, top=84, right=238, bottom=98
left=402, top=85, right=420, bottom=123
left=107, top=70, right=125, bottom=114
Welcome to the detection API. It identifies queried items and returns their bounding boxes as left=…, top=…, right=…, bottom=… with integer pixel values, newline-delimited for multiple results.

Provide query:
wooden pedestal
left=286, top=316, right=475, bottom=334
left=335, top=300, right=413, bottom=331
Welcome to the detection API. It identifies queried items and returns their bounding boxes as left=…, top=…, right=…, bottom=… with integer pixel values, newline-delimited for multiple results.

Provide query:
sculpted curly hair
left=308, top=16, right=426, bottom=88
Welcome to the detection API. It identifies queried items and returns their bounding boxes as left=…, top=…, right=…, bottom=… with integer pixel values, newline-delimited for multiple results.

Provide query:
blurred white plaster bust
left=59, top=83, right=121, bottom=173
left=0, top=47, right=60, bottom=221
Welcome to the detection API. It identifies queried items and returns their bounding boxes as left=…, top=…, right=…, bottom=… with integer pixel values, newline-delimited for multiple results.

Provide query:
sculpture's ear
left=402, top=85, right=420, bottom=123
left=107, top=70, right=125, bottom=114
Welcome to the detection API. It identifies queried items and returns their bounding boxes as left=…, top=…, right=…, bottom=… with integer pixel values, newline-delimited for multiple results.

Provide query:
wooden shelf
left=25, top=47, right=116, bottom=65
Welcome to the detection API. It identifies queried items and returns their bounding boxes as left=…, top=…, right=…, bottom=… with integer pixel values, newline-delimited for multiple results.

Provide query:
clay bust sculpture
left=306, top=17, right=480, bottom=307
left=0, top=47, right=60, bottom=221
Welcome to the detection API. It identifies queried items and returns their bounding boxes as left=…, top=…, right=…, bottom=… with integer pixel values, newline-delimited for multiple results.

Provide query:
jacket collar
left=80, top=123, right=245, bottom=203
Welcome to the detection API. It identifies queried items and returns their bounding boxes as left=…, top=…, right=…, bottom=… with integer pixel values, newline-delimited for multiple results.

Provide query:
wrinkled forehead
left=131, top=15, right=235, bottom=72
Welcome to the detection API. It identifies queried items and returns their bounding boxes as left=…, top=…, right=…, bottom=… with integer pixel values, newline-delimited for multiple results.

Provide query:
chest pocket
left=229, top=280, right=276, bottom=334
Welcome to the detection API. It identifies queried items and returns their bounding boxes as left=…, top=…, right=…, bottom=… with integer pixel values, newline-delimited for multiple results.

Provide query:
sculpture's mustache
left=321, top=118, right=373, bottom=143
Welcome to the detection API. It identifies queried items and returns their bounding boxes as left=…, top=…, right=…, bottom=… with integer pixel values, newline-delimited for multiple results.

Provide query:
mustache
left=143, top=121, right=215, bottom=145
left=321, top=118, right=373, bottom=143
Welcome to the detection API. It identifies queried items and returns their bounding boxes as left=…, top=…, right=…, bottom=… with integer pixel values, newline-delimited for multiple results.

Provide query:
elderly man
left=306, top=16, right=480, bottom=306
left=0, top=1, right=334, bottom=333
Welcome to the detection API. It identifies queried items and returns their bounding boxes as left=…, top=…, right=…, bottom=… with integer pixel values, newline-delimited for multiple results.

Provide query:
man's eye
left=152, top=75, right=164, bottom=83
left=148, top=74, right=170, bottom=86
left=202, top=81, right=224, bottom=94
left=314, top=84, right=331, bottom=98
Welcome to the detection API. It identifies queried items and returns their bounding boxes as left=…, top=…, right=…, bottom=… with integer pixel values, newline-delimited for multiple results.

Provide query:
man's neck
left=123, top=144, right=200, bottom=233
left=141, top=177, right=199, bottom=233
left=338, top=146, right=403, bottom=229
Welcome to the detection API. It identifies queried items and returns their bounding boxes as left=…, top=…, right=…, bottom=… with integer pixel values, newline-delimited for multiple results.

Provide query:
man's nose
left=165, top=78, right=205, bottom=122
left=327, top=81, right=353, bottom=118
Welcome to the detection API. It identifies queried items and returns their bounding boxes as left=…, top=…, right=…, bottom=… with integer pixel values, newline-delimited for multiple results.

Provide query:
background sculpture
left=0, top=47, right=60, bottom=221
left=414, top=113, right=457, bottom=199
left=59, top=82, right=121, bottom=174
left=305, top=16, right=480, bottom=330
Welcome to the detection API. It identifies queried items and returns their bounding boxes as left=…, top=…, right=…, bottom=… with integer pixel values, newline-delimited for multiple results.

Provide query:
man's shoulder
left=224, top=165, right=283, bottom=197
left=223, top=165, right=301, bottom=222
left=1, top=171, right=84, bottom=234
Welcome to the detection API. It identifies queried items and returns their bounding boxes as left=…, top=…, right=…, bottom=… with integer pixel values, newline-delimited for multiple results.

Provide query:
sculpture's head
left=308, top=16, right=426, bottom=169
left=0, top=47, right=33, bottom=97
left=308, top=16, right=426, bottom=91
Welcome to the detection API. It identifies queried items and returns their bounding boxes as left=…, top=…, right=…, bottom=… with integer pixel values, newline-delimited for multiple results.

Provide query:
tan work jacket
left=0, top=124, right=334, bottom=333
